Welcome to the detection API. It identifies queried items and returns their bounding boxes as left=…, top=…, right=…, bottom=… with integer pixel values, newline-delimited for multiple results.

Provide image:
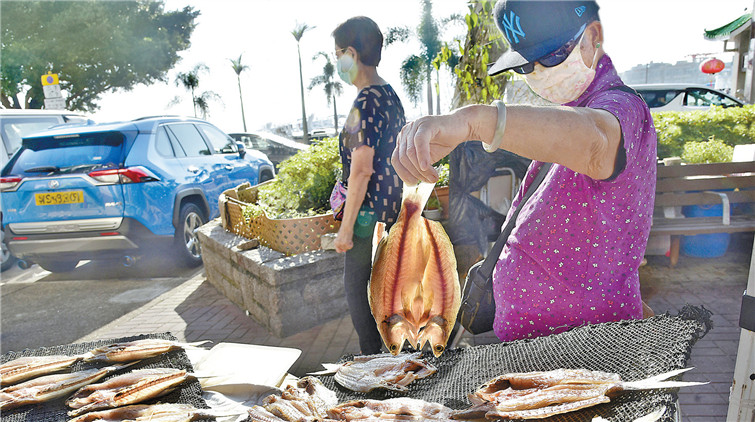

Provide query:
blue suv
left=0, top=116, right=274, bottom=272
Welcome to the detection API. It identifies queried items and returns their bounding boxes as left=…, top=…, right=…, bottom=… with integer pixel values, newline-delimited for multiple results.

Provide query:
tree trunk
left=190, top=86, right=197, bottom=117
left=297, top=44, right=309, bottom=143
left=435, top=68, right=441, bottom=114
left=333, top=96, right=339, bottom=137
left=426, top=67, right=434, bottom=115
left=237, top=75, right=247, bottom=131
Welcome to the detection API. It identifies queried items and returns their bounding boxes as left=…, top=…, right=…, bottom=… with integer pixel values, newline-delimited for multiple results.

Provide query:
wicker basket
left=219, top=181, right=340, bottom=256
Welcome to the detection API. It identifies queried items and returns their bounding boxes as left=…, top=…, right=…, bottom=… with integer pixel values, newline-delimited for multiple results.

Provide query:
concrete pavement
left=76, top=232, right=754, bottom=422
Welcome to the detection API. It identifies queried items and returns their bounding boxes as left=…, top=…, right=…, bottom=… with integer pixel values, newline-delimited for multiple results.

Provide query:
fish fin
left=622, top=368, right=707, bottom=390
left=371, top=221, right=387, bottom=266
left=308, top=363, right=342, bottom=376
left=179, top=340, right=212, bottom=349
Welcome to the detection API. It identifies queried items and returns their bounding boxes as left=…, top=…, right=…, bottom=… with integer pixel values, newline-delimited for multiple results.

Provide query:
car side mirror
left=236, top=142, right=246, bottom=158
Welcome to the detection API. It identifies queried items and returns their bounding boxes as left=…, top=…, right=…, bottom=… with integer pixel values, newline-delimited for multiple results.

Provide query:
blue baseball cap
left=488, top=0, right=600, bottom=76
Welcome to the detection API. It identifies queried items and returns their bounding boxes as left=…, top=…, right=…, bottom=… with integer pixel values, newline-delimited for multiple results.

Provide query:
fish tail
left=401, top=182, right=435, bottom=210
left=180, top=340, right=212, bottom=349
left=308, top=363, right=342, bottom=376
left=622, top=368, right=707, bottom=390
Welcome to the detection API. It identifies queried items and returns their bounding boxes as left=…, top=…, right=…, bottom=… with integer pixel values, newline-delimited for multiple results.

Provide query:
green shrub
left=681, top=136, right=734, bottom=164
left=653, top=104, right=755, bottom=159
left=243, top=137, right=340, bottom=219
left=435, top=163, right=450, bottom=187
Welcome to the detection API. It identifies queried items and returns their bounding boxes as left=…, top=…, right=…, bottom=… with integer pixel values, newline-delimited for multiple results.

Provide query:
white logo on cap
left=501, top=11, right=526, bottom=44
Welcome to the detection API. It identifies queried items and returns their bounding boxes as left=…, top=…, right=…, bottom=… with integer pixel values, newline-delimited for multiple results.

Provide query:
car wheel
left=175, top=202, right=206, bottom=267
left=259, top=170, right=274, bottom=183
left=37, top=260, right=79, bottom=273
left=0, top=234, right=17, bottom=272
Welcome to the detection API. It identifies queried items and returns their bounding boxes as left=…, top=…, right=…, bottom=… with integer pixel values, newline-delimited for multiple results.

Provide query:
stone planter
left=435, top=186, right=449, bottom=220
left=197, top=218, right=347, bottom=337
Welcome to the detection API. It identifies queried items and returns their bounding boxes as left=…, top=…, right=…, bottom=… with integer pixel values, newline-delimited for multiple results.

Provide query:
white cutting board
left=192, top=342, right=301, bottom=388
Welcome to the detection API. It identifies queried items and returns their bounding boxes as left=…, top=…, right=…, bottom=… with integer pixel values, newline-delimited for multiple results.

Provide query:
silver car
left=631, top=83, right=743, bottom=112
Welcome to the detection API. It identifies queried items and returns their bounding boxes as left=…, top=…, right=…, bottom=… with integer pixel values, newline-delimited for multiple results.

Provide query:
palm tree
left=386, top=0, right=460, bottom=115
left=229, top=54, right=249, bottom=131
left=174, top=64, right=209, bottom=117
left=292, top=22, right=314, bottom=143
left=172, top=63, right=221, bottom=118
left=309, top=52, right=343, bottom=136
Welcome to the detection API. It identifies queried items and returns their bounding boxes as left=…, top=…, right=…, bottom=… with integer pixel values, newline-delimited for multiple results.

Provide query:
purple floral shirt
left=492, top=54, right=657, bottom=342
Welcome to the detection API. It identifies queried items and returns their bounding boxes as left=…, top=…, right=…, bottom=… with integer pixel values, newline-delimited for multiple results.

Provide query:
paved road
left=0, top=256, right=201, bottom=354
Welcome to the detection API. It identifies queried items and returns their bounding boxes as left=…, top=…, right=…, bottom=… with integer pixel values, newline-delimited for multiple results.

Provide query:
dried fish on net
left=66, top=367, right=192, bottom=417
left=246, top=376, right=338, bottom=421
left=0, top=363, right=135, bottom=410
left=452, top=368, right=706, bottom=420
left=327, top=397, right=456, bottom=421
left=84, top=339, right=209, bottom=363
left=310, top=352, right=437, bottom=393
left=0, top=354, right=87, bottom=386
left=369, top=182, right=460, bottom=357
left=67, top=403, right=217, bottom=422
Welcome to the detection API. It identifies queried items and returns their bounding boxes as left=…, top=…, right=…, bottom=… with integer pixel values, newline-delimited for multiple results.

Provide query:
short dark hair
left=332, top=16, right=383, bottom=66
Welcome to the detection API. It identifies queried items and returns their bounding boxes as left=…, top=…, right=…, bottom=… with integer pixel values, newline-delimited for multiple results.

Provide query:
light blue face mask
left=337, top=53, right=357, bottom=85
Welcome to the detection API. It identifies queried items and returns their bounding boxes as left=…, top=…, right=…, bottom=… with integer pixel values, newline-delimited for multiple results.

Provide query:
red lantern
left=700, top=58, right=725, bottom=74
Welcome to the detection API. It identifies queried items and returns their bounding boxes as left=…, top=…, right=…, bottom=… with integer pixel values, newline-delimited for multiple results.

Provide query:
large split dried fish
left=452, top=368, right=706, bottom=420
left=327, top=397, right=455, bottom=421
left=84, top=338, right=209, bottom=362
left=68, top=403, right=217, bottom=422
left=0, top=354, right=87, bottom=386
left=311, top=352, right=437, bottom=393
left=0, top=363, right=134, bottom=410
left=66, top=367, right=191, bottom=417
left=369, top=182, right=460, bottom=357
left=247, top=376, right=338, bottom=422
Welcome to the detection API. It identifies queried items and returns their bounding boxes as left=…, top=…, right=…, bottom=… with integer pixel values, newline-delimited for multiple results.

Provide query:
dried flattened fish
left=66, top=367, right=191, bottom=417
left=327, top=397, right=455, bottom=421
left=0, top=363, right=134, bottom=410
left=0, top=354, right=86, bottom=386
left=247, top=376, right=339, bottom=422
left=311, top=352, right=437, bottom=393
left=369, top=182, right=460, bottom=357
left=84, top=338, right=209, bottom=362
left=67, top=403, right=216, bottom=422
left=453, top=368, right=706, bottom=420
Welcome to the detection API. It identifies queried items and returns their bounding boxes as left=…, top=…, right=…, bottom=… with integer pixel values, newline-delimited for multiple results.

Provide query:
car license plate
left=35, top=191, right=84, bottom=206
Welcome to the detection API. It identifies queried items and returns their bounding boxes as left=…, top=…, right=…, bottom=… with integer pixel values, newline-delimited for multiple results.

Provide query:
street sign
left=43, top=84, right=62, bottom=99
left=41, top=73, right=59, bottom=86
left=44, top=97, right=66, bottom=110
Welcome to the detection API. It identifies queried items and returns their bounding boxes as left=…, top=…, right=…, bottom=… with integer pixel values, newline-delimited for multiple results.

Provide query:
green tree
left=309, top=52, right=343, bottom=136
left=0, top=0, right=198, bottom=111
left=386, top=0, right=460, bottom=114
left=292, top=22, right=314, bottom=143
left=435, top=0, right=507, bottom=108
left=229, top=54, right=249, bottom=131
left=173, top=64, right=220, bottom=119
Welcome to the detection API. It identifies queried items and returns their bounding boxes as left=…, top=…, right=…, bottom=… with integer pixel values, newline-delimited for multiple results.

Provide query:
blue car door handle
left=224, top=164, right=234, bottom=171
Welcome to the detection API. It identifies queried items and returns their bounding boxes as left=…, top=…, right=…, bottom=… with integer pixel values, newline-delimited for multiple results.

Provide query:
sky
left=89, top=0, right=754, bottom=134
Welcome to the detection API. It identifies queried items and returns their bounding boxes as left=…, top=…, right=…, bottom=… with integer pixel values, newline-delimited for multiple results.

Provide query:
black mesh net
left=0, top=332, right=211, bottom=422
left=316, top=305, right=712, bottom=422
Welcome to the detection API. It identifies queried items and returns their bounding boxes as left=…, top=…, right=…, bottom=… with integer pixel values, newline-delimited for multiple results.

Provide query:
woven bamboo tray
left=219, top=181, right=340, bottom=256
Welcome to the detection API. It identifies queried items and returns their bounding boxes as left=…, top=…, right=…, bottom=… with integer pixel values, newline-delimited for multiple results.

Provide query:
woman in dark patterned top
left=332, top=16, right=406, bottom=355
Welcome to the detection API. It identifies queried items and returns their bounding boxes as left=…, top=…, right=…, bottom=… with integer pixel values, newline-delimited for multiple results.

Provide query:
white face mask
left=524, top=37, right=599, bottom=104
left=337, top=52, right=358, bottom=85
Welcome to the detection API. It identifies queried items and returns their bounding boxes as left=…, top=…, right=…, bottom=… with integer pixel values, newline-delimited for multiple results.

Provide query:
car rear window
left=5, top=132, right=124, bottom=177
left=0, top=116, right=62, bottom=157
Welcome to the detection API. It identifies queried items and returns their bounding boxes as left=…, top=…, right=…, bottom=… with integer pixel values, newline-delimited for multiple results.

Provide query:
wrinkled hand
left=334, top=227, right=354, bottom=253
left=392, top=114, right=464, bottom=185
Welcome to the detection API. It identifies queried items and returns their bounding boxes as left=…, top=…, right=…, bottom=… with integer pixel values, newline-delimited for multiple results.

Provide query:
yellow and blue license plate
left=35, top=191, right=84, bottom=206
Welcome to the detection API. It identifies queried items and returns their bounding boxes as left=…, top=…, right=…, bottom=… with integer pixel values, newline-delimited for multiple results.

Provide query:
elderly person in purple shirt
left=392, top=0, right=657, bottom=342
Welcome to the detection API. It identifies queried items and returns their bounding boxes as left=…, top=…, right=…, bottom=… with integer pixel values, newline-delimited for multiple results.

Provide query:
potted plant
left=679, top=136, right=734, bottom=258
left=423, top=195, right=443, bottom=220
left=433, top=163, right=450, bottom=219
